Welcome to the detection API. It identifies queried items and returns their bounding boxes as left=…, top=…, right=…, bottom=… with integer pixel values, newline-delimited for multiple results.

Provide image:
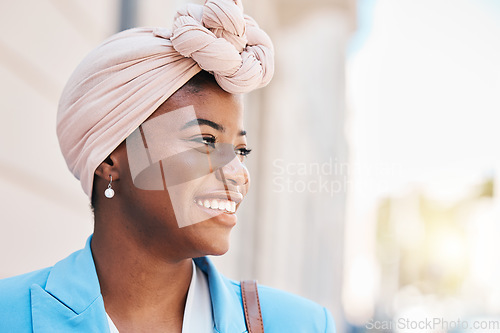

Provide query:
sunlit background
left=1, top=0, right=499, bottom=332
left=345, top=0, right=500, bottom=331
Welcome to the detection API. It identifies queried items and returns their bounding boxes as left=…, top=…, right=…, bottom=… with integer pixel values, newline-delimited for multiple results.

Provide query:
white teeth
left=210, top=199, right=219, bottom=209
left=196, top=198, right=237, bottom=213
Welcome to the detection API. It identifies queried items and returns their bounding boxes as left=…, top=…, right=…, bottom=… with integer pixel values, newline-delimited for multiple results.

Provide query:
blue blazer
left=0, top=236, right=335, bottom=332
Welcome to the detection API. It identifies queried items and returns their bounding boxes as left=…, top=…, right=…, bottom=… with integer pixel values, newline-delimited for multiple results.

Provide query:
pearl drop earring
left=104, top=175, right=115, bottom=199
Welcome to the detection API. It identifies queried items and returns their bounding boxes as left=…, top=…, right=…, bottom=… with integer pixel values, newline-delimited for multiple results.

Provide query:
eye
left=191, top=135, right=216, bottom=148
left=236, top=147, right=252, bottom=158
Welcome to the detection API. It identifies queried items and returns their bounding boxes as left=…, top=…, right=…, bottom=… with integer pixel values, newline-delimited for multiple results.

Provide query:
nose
left=215, top=155, right=249, bottom=189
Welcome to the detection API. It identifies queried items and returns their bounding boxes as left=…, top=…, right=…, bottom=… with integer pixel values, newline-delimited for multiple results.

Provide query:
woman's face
left=114, top=78, right=250, bottom=259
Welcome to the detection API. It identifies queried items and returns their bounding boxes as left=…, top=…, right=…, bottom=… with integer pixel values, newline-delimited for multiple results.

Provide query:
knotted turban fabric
left=56, top=0, right=274, bottom=198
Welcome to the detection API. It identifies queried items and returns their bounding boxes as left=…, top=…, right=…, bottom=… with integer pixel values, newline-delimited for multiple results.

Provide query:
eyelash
left=195, top=136, right=252, bottom=157
left=236, top=147, right=252, bottom=157
left=198, top=136, right=216, bottom=148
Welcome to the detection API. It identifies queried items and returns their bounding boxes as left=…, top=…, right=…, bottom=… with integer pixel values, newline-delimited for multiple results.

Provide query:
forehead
left=148, top=78, right=244, bottom=128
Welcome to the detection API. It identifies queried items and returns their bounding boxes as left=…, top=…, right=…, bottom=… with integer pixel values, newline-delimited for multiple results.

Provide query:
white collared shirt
left=107, top=260, right=213, bottom=332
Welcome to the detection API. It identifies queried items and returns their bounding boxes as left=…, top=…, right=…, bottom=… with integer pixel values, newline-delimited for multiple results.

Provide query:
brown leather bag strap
left=241, top=280, right=264, bottom=333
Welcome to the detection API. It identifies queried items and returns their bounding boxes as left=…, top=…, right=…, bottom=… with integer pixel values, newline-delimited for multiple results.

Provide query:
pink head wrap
left=56, top=0, right=274, bottom=198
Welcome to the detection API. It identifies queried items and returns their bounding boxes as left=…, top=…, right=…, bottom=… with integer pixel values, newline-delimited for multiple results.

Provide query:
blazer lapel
left=194, top=257, right=248, bottom=333
left=29, top=236, right=246, bottom=333
left=30, top=235, right=109, bottom=333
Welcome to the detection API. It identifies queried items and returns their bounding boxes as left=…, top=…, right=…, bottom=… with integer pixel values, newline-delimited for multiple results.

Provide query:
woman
left=0, top=0, right=335, bottom=332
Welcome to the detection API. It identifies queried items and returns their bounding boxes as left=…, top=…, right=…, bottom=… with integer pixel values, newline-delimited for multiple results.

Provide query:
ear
left=94, top=147, right=123, bottom=183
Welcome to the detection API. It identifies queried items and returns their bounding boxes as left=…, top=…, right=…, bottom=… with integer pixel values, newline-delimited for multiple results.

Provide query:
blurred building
left=0, top=0, right=117, bottom=279
left=371, top=178, right=500, bottom=330
left=215, top=1, right=356, bottom=332
left=0, top=0, right=356, bottom=331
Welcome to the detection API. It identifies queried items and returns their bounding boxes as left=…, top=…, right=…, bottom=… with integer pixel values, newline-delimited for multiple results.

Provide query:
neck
left=91, top=211, right=193, bottom=331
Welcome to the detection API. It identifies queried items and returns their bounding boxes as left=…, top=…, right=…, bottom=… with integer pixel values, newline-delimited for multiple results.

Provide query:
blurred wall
left=0, top=0, right=119, bottom=277
left=215, top=2, right=356, bottom=332
left=0, top=0, right=355, bottom=331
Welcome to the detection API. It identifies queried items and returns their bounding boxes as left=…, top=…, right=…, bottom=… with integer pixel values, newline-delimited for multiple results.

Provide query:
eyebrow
left=181, top=118, right=247, bottom=136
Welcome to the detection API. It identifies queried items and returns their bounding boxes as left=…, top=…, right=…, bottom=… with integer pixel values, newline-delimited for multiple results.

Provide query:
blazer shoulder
left=0, top=267, right=52, bottom=297
left=229, top=280, right=336, bottom=332
left=0, top=267, right=52, bottom=332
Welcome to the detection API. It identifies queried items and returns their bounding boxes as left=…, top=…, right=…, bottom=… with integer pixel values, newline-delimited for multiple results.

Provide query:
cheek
left=162, top=144, right=237, bottom=187
left=164, top=149, right=214, bottom=185
left=132, top=147, right=236, bottom=190
left=240, top=164, right=251, bottom=196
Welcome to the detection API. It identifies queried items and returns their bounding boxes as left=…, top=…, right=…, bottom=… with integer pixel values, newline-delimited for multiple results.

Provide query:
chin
left=190, top=240, right=230, bottom=257
left=201, top=231, right=232, bottom=256
left=207, top=240, right=231, bottom=256
left=189, top=220, right=233, bottom=257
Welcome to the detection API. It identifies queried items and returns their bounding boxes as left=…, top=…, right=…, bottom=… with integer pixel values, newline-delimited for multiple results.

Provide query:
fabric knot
left=171, top=0, right=274, bottom=94
left=202, top=0, right=247, bottom=52
left=152, top=27, right=172, bottom=39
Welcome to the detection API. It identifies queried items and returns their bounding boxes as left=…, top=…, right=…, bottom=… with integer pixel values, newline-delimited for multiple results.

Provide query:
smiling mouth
left=195, top=199, right=236, bottom=213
